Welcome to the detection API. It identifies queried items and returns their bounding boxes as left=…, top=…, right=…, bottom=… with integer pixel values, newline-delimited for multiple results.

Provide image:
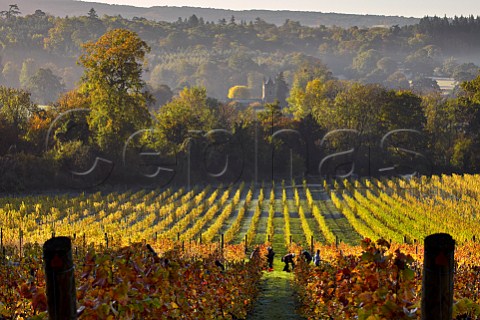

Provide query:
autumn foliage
left=293, top=239, right=480, bottom=319
left=1, top=240, right=262, bottom=319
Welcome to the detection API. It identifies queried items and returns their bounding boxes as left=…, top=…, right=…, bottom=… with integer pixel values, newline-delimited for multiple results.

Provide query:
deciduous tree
left=78, top=28, right=151, bottom=154
left=27, top=68, right=65, bottom=104
left=154, top=86, right=215, bottom=151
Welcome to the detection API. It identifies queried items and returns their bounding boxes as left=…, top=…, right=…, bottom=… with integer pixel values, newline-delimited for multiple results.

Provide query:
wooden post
left=43, top=237, right=77, bottom=320
left=310, top=236, right=314, bottom=254
left=19, top=229, right=23, bottom=258
left=421, top=233, right=455, bottom=320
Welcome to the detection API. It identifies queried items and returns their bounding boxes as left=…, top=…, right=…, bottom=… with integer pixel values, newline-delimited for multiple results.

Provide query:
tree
left=187, top=14, right=199, bottom=27
left=376, top=57, right=397, bottom=75
left=452, top=63, right=479, bottom=82
left=0, top=4, right=21, bottom=20
left=78, top=28, right=151, bottom=154
left=275, top=72, right=288, bottom=107
left=317, top=82, right=391, bottom=143
left=227, top=85, right=250, bottom=99
left=287, top=60, right=334, bottom=118
left=290, top=60, right=333, bottom=90
left=27, top=68, right=65, bottom=104
left=0, top=86, right=38, bottom=131
left=289, top=79, right=344, bottom=120
left=405, top=46, right=440, bottom=76
left=33, top=9, right=46, bottom=19
left=351, top=49, right=382, bottom=76
left=148, top=84, right=173, bottom=111
left=385, top=71, right=410, bottom=90
left=87, top=8, right=98, bottom=20
left=383, top=90, right=424, bottom=131
left=257, top=100, right=284, bottom=131
left=2, top=62, right=19, bottom=87
left=19, top=58, right=37, bottom=88
left=44, top=18, right=77, bottom=55
left=154, top=86, right=215, bottom=151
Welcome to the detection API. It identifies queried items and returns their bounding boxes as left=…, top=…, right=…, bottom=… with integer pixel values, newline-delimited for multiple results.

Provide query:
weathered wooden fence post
left=43, top=236, right=77, bottom=320
left=421, top=233, right=455, bottom=320
left=310, top=235, right=314, bottom=255
left=244, top=234, right=247, bottom=253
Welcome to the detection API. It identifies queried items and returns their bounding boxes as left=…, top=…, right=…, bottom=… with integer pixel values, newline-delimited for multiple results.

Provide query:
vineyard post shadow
left=421, top=233, right=455, bottom=320
left=43, top=236, right=77, bottom=320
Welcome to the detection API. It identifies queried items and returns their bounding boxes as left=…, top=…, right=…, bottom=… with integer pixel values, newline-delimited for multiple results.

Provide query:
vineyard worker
left=313, top=249, right=321, bottom=266
left=302, top=250, right=313, bottom=264
left=250, top=246, right=260, bottom=261
left=266, top=247, right=275, bottom=270
left=282, top=253, right=295, bottom=272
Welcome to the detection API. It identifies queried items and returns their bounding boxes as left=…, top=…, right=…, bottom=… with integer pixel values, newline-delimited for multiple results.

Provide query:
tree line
left=1, top=5, right=480, bottom=105
left=0, top=7, right=480, bottom=191
left=0, top=26, right=480, bottom=192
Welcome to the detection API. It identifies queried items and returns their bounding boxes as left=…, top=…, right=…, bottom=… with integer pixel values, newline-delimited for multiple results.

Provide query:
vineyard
left=2, top=174, right=480, bottom=318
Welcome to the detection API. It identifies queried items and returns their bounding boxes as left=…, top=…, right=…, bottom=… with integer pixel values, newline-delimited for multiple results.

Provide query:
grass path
left=247, top=258, right=304, bottom=320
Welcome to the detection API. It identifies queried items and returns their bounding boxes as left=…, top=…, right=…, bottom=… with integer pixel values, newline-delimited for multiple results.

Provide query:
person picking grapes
left=266, top=246, right=275, bottom=271
left=282, top=252, right=295, bottom=272
left=313, top=249, right=321, bottom=266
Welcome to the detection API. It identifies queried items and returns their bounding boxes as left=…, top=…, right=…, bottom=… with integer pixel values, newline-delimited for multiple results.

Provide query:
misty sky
left=80, top=0, right=480, bottom=18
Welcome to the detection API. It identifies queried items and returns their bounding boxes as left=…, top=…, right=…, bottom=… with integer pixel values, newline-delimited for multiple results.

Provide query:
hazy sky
left=80, top=0, right=480, bottom=18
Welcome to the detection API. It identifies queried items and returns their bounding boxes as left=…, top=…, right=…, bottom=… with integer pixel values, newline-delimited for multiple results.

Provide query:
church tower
left=262, top=77, right=276, bottom=103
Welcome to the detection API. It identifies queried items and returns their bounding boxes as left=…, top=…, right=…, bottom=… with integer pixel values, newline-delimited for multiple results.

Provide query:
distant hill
left=10, top=0, right=419, bottom=28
